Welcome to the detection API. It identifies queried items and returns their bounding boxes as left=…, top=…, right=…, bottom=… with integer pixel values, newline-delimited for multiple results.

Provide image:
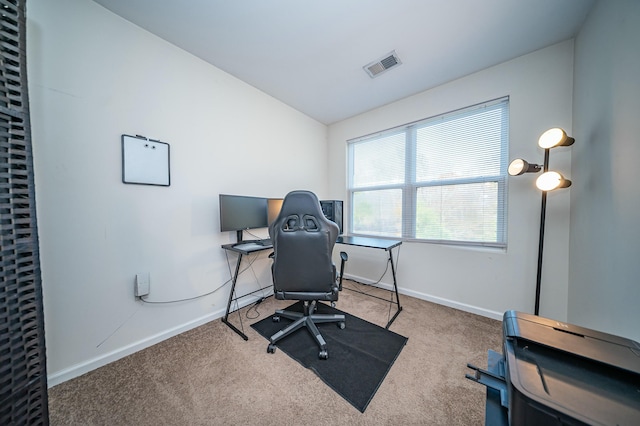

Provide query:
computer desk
left=336, top=236, right=403, bottom=329
left=221, top=241, right=274, bottom=340
left=221, top=235, right=403, bottom=340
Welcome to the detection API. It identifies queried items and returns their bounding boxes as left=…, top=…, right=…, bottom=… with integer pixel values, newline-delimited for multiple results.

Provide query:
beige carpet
left=48, top=281, right=502, bottom=425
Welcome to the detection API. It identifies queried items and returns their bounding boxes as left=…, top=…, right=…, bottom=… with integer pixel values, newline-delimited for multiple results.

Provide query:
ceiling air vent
left=364, top=50, right=402, bottom=78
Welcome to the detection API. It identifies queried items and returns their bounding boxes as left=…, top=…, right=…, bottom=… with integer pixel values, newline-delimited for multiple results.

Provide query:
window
left=348, top=97, right=509, bottom=247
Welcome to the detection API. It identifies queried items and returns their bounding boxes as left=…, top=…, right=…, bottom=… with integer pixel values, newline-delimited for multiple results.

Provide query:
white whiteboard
left=122, top=134, right=170, bottom=186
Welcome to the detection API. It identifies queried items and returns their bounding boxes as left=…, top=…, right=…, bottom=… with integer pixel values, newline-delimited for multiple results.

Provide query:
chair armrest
left=338, top=251, right=348, bottom=291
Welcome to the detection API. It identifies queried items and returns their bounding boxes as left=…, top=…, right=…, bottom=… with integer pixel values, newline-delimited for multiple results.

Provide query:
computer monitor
left=219, top=194, right=269, bottom=242
left=267, top=198, right=284, bottom=225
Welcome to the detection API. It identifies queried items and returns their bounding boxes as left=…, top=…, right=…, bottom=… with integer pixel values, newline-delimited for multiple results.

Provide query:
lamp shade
left=508, top=159, right=542, bottom=176
left=538, top=128, right=575, bottom=149
left=536, top=171, right=572, bottom=191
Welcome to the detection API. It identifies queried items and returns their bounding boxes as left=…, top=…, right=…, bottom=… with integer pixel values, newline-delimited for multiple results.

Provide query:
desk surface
left=223, top=236, right=401, bottom=254
left=221, top=234, right=403, bottom=336
left=336, top=235, right=401, bottom=251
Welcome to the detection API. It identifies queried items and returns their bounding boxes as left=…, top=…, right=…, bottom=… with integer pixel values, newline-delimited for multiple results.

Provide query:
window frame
left=347, top=97, right=509, bottom=248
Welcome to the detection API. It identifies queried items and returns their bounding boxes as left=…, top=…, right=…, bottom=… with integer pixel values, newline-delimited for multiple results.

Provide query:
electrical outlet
left=135, top=273, right=150, bottom=297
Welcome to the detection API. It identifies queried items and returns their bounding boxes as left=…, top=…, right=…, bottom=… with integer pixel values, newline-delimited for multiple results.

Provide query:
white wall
left=328, top=41, right=574, bottom=321
left=27, top=0, right=328, bottom=386
left=33, top=0, right=631, bottom=387
left=569, top=0, right=640, bottom=341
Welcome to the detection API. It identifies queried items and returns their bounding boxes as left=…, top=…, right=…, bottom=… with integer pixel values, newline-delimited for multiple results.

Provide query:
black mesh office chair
left=267, top=190, right=348, bottom=360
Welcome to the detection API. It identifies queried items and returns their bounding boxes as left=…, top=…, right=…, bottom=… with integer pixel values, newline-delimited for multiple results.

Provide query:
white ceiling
left=92, top=0, right=595, bottom=124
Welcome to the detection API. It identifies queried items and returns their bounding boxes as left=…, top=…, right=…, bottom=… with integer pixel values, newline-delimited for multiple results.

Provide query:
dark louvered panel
left=0, top=0, right=49, bottom=424
left=0, top=0, right=23, bottom=112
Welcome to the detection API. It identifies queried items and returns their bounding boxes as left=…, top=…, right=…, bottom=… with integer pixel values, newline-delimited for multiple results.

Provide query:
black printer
left=467, top=310, right=640, bottom=425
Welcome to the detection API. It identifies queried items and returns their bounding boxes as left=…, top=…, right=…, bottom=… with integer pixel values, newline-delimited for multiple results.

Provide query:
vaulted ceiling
left=92, top=0, right=595, bottom=124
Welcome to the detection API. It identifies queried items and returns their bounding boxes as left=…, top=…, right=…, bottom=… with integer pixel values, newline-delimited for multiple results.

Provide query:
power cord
left=138, top=279, right=230, bottom=304
left=138, top=247, right=263, bottom=305
left=245, top=296, right=267, bottom=320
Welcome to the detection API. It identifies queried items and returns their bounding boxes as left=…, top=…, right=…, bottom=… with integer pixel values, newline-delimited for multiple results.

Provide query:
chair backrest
left=268, top=190, right=339, bottom=300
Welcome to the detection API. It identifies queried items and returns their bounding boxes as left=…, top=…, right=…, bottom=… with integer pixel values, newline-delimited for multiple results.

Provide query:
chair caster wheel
left=338, top=321, right=345, bottom=330
left=319, top=350, right=329, bottom=360
left=331, top=302, right=336, bottom=308
left=272, top=316, right=280, bottom=322
left=267, top=344, right=276, bottom=354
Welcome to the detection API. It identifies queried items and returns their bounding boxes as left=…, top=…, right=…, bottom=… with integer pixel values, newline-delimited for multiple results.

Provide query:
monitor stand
left=236, top=230, right=244, bottom=243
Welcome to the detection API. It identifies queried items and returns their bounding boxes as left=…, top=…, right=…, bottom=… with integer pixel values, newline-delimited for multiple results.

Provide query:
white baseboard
left=48, top=278, right=502, bottom=387
left=47, top=295, right=264, bottom=388
left=343, top=273, right=503, bottom=321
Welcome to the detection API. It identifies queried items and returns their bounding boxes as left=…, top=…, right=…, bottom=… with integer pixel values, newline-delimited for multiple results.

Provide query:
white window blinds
left=348, top=97, right=509, bottom=247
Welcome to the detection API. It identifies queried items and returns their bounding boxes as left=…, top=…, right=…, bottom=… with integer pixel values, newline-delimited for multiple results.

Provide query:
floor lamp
left=508, top=128, right=574, bottom=315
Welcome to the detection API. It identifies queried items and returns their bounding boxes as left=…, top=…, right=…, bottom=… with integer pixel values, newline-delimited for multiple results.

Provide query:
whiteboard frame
left=121, top=134, right=171, bottom=186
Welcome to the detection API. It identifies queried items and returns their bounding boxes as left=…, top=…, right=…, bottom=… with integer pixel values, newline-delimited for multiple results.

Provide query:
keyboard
left=232, top=239, right=272, bottom=252
left=233, top=242, right=263, bottom=251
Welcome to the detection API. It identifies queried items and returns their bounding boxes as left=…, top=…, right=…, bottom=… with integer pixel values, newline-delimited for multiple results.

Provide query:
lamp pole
left=534, top=148, right=550, bottom=316
left=509, top=127, right=574, bottom=317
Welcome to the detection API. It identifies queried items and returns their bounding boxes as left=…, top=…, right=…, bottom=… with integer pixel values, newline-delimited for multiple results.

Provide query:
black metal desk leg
left=385, top=248, right=403, bottom=329
left=222, top=253, right=249, bottom=340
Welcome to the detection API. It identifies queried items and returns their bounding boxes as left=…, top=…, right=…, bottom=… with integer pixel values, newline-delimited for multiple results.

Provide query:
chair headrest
left=270, top=190, right=338, bottom=237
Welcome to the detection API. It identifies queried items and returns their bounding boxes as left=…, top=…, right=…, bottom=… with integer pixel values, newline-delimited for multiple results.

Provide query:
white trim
left=343, top=273, right=503, bottom=321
